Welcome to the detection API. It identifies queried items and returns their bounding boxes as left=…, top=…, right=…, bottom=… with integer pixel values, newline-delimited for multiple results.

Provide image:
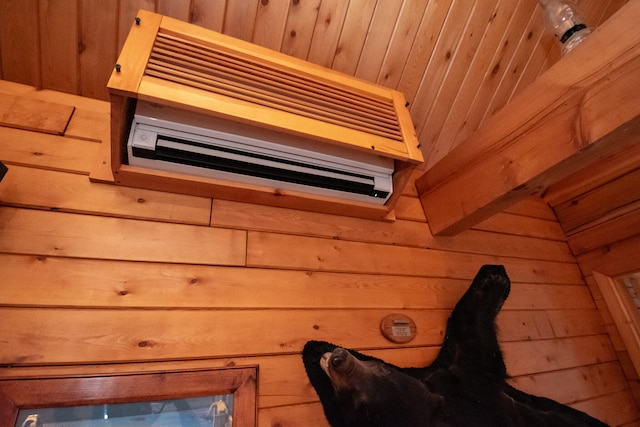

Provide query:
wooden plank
left=0, top=306, right=611, bottom=366
left=417, top=0, right=502, bottom=164
left=546, top=308, right=608, bottom=337
left=252, top=0, right=289, bottom=51
left=0, top=94, right=74, bottom=135
left=474, top=212, right=566, bottom=241
left=0, top=79, right=109, bottom=114
left=377, top=0, right=433, bottom=90
left=392, top=0, right=448, bottom=100
left=422, top=228, right=575, bottom=263
left=38, top=0, right=78, bottom=94
left=65, top=108, right=110, bottom=142
left=246, top=231, right=584, bottom=283
left=353, top=1, right=403, bottom=82
left=451, top=0, right=538, bottom=148
left=416, top=1, right=640, bottom=235
left=306, top=0, right=350, bottom=68
left=0, top=307, right=449, bottom=365
left=502, top=335, right=617, bottom=376
left=573, top=389, right=640, bottom=427
left=222, top=0, right=259, bottom=42
left=79, top=0, right=119, bottom=100
left=498, top=310, right=555, bottom=341
left=405, top=0, right=475, bottom=154
left=505, top=283, right=597, bottom=311
left=0, top=254, right=595, bottom=310
left=576, top=233, right=640, bottom=277
left=394, top=195, right=427, bottom=222
left=0, top=254, right=463, bottom=310
left=0, top=165, right=212, bottom=225
left=436, top=0, right=520, bottom=155
left=0, top=127, right=100, bottom=173
left=280, top=0, right=321, bottom=60
left=543, top=133, right=640, bottom=208
left=509, top=362, right=628, bottom=405
left=328, top=0, right=376, bottom=75
left=555, top=168, right=640, bottom=234
left=88, top=137, right=115, bottom=183
left=0, top=207, right=245, bottom=266
left=259, top=402, right=330, bottom=427
left=157, top=0, right=190, bottom=21
left=594, top=271, right=640, bottom=377
left=504, top=196, right=557, bottom=221
left=567, top=202, right=640, bottom=255
left=211, top=198, right=431, bottom=247
left=189, top=0, right=226, bottom=32
left=0, top=0, right=40, bottom=87
left=480, top=4, right=546, bottom=123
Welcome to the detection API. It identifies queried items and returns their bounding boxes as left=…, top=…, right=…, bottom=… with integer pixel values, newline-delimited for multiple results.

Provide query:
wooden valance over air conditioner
left=107, top=10, right=423, bottom=220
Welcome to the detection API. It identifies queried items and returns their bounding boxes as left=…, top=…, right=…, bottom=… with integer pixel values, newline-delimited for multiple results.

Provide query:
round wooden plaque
left=380, top=313, right=417, bottom=344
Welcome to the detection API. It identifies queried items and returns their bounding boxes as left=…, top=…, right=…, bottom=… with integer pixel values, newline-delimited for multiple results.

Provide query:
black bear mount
left=302, top=265, right=610, bottom=427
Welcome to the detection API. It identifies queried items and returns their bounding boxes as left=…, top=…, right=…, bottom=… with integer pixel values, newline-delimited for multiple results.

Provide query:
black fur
left=303, top=265, right=610, bottom=427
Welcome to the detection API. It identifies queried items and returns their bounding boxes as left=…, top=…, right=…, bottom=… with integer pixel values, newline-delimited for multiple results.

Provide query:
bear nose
left=331, top=348, right=348, bottom=368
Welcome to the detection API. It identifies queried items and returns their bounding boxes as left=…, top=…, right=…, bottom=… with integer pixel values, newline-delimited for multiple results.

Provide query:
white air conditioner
left=128, top=102, right=394, bottom=204
left=108, top=10, right=423, bottom=219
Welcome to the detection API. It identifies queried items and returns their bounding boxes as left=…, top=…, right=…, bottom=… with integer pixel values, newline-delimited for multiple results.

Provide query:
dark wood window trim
left=0, top=366, right=257, bottom=427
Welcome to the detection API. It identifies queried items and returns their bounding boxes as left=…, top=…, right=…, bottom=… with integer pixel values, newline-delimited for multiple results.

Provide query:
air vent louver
left=145, top=31, right=404, bottom=142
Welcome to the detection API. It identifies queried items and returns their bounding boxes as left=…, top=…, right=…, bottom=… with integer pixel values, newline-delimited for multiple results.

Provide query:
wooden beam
left=415, top=1, right=640, bottom=236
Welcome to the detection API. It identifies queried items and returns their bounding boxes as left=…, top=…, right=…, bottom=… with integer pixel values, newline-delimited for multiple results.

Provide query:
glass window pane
left=16, top=394, right=233, bottom=427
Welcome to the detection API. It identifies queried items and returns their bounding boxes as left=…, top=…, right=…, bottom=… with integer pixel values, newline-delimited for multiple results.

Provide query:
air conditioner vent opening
left=127, top=101, right=394, bottom=205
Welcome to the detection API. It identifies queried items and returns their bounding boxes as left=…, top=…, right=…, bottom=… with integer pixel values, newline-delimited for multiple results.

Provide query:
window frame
left=0, top=366, right=257, bottom=427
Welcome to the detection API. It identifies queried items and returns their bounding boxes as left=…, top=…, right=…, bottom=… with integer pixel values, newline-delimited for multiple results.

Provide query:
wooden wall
left=0, top=80, right=638, bottom=426
left=0, top=0, right=629, bottom=169
left=543, top=128, right=640, bottom=415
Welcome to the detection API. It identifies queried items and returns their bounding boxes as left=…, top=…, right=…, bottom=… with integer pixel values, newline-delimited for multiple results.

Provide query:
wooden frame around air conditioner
left=107, top=10, right=423, bottom=221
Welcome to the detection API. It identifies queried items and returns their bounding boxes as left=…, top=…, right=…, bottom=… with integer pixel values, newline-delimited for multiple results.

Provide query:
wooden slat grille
left=144, top=31, right=404, bottom=142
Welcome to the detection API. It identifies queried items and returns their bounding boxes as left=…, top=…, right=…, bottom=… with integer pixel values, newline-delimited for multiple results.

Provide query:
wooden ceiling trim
left=416, top=0, right=640, bottom=236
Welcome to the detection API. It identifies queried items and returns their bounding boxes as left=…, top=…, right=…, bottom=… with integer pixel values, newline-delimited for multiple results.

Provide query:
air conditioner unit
left=128, top=101, right=394, bottom=205
left=108, top=10, right=423, bottom=219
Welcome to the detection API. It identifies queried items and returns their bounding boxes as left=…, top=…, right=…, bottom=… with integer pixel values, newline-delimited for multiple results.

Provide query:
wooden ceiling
left=0, top=0, right=628, bottom=168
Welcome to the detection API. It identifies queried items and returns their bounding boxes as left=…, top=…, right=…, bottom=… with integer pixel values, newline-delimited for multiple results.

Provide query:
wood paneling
left=0, top=0, right=628, bottom=168
left=416, top=3, right=640, bottom=235
left=0, top=80, right=637, bottom=426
